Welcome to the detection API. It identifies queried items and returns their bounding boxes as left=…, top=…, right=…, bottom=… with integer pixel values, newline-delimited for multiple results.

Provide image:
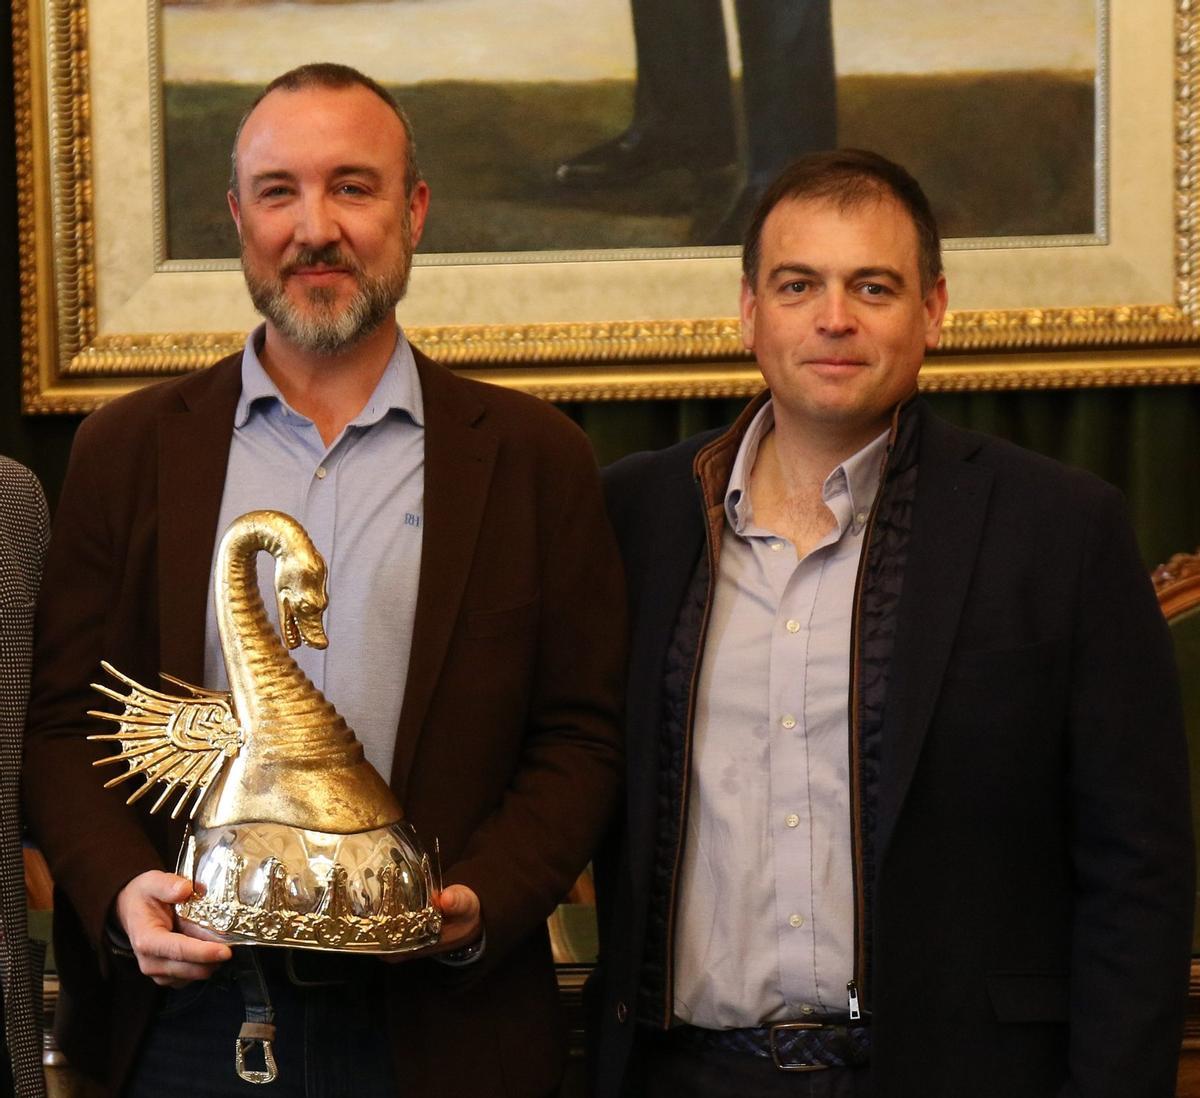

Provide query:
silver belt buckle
left=768, top=1021, right=831, bottom=1073
left=235, top=1023, right=278, bottom=1085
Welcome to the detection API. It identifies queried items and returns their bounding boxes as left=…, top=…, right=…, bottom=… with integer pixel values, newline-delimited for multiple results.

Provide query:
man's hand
left=435, top=884, right=482, bottom=953
left=383, top=883, right=483, bottom=964
left=114, top=870, right=232, bottom=988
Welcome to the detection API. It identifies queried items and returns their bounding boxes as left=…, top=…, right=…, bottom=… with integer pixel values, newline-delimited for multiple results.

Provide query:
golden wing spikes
left=87, top=662, right=242, bottom=819
left=159, top=670, right=229, bottom=699
left=176, top=752, right=231, bottom=820
left=91, top=662, right=227, bottom=708
left=148, top=750, right=211, bottom=816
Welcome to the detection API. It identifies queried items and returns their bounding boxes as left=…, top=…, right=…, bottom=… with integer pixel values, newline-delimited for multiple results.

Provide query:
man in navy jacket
left=588, top=150, right=1192, bottom=1097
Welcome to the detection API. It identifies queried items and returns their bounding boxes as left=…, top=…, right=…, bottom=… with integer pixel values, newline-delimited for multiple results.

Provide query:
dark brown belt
left=669, top=1016, right=870, bottom=1072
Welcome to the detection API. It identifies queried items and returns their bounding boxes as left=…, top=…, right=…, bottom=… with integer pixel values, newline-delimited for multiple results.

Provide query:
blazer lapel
left=875, top=413, right=992, bottom=862
left=390, top=355, right=497, bottom=800
left=624, top=463, right=707, bottom=886
left=156, top=360, right=241, bottom=685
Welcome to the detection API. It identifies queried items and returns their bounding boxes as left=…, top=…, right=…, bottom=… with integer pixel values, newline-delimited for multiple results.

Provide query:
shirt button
left=785, top=619, right=800, bottom=634
left=315, top=466, right=328, bottom=480
left=801, top=1005, right=815, bottom=1016
left=616, top=1001, right=629, bottom=1024
left=855, top=510, right=867, bottom=524
left=781, top=715, right=796, bottom=730
left=785, top=814, right=800, bottom=828
left=770, top=540, right=784, bottom=551
left=788, top=914, right=804, bottom=929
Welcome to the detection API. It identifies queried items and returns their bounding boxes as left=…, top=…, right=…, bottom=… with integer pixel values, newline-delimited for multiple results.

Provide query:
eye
left=860, top=282, right=891, bottom=297
left=782, top=280, right=810, bottom=295
left=336, top=181, right=370, bottom=197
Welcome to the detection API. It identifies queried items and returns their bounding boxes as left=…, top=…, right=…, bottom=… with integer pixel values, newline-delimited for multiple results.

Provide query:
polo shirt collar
left=235, top=323, right=425, bottom=430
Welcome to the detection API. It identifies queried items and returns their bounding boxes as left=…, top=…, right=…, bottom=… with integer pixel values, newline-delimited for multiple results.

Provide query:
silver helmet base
left=176, top=819, right=442, bottom=953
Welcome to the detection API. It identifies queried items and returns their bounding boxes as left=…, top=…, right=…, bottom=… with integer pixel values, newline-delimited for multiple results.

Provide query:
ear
left=227, top=189, right=243, bottom=241
left=923, top=274, right=949, bottom=350
left=406, top=180, right=431, bottom=250
left=739, top=276, right=758, bottom=352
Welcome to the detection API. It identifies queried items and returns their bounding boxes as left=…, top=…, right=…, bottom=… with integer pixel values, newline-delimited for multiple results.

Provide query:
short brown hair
left=742, top=149, right=942, bottom=294
left=229, top=62, right=421, bottom=196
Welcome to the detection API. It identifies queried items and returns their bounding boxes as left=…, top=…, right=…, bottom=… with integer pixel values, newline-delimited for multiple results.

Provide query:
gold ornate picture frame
left=14, top=0, right=1200, bottom=413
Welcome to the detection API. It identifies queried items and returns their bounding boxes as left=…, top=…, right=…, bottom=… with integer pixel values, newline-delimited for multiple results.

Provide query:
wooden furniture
left=1152, top=549, right=1200, bottom=1097
left=23, top=846, right=52, bottom=911
left=550, top=868, right=598, bottom=1095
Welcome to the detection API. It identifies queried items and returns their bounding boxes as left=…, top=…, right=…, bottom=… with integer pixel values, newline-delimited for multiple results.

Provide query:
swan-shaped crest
left=88, top=509, right=402, bottom=831
left=87, top=511, right=439, bottom=960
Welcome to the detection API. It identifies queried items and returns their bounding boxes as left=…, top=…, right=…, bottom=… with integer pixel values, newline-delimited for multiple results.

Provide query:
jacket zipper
left=845, top=437, right=896, bottom=1017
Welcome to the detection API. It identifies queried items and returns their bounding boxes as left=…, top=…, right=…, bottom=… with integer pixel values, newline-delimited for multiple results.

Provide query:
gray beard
left=244, top=255, right=409, bottom=356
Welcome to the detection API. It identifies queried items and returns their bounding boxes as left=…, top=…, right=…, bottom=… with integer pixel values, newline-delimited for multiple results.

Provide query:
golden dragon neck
left=214, top=515, right=351, bottom=762
left=200, top=509, right=401, bottom=832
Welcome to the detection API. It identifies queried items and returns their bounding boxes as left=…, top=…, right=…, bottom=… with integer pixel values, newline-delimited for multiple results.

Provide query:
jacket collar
left=692, top=390, right=919, bottom=558
left=157, top=355, right=243, bottom=684
left=388, top=349, right=497, bottom=799
left=693, top=390, right=771, bottom=561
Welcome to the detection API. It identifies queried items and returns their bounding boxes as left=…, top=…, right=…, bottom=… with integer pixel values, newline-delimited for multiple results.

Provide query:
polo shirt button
left=616, top=1000, right=629, bottom=1024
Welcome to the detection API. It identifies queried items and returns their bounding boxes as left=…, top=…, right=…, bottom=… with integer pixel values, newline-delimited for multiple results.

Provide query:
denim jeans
left=124, top=950, right=397, bottom=1097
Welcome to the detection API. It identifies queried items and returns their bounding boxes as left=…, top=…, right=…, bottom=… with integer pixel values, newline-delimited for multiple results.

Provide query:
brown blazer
left=23, top=350, right=626, bottom=1096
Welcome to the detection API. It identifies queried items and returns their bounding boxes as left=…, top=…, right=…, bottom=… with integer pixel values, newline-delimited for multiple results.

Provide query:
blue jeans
left=124, top=950, right=397, bottom=1097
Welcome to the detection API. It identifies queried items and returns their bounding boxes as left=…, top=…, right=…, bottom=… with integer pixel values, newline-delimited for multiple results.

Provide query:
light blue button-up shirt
left=203, top=325, right=424, bottom=779
left=674, top=400, right=888, bottom=1029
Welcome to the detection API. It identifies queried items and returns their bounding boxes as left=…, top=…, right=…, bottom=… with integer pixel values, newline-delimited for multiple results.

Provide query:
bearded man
left=24, top=63, right=625, bottom=1098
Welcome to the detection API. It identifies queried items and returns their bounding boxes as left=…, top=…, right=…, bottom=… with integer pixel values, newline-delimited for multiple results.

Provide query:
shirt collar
left=724, top=400, right=775, bottom=533
left=834, top=427, right=890, bottom=535
left=235, top=323, right=425, bottom=430
left=724, top=399, right=890, bottom=537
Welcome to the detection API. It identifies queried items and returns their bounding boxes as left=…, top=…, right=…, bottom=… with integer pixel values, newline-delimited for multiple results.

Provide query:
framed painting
left=13, top=0, right=1200, bottom=412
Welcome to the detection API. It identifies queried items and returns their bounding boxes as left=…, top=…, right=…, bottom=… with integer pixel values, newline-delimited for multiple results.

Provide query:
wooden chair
left=548, top=868, right=597, bottom=965
left=24, top=846, right=53, bottom=911
left=1152, top=549, right=1200, bottom=1096
left=1155, top=550, right=1200, bottom=622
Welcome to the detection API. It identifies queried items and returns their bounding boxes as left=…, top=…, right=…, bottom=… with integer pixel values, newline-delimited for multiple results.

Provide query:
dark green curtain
left=5, top=387, right=1198, bottom=578
left=563, top=383, right=1200, bottom=573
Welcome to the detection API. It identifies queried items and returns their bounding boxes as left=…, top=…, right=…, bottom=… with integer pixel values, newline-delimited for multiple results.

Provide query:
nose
left=815, top=288, right=857, bottom=336
left=294, top=191, right=340, bottom=249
